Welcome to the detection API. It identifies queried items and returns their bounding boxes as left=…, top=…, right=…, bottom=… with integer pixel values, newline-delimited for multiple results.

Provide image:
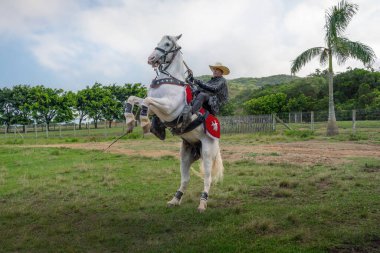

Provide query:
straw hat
left=209, top=62, right=230, bottom=75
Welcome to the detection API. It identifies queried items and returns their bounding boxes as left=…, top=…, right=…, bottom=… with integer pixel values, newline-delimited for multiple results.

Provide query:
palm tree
left=291, top=0, right=376, bottom=135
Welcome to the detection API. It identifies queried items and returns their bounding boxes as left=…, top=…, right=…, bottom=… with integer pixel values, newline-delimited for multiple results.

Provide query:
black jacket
left=193, top=76, right=228, bottom=115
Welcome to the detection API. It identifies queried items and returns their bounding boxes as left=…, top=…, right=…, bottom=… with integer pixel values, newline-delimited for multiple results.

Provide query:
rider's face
left=212, top=68, right=223, bottom=77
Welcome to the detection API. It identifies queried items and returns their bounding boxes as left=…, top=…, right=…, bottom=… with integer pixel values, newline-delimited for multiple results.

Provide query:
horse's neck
left=158, top=53, right=186, bottom=81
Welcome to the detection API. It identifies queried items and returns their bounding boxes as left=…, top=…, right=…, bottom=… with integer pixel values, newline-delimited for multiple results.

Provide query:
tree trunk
left=109, top=120, right=112, bottom=128
left=326, top=51, right=339, bottom=136
left=94, top=120, right=98, bottom=129
left=23, top=125, right=26, bottom=133
left=79, top=118, right=82, bottom=130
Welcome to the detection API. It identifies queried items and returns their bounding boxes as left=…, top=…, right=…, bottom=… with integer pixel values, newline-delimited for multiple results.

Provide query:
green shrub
left=65, top=138, right=79, bottom=143
left=284, top=130, right=314, bottom=138
left=5, top=139, right=24, bottom=145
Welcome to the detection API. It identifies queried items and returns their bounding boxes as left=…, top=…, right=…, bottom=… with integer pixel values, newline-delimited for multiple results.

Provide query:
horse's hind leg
left=198, top=139, right=218, bottom=213
left=167, top=141, right=198, bottom=207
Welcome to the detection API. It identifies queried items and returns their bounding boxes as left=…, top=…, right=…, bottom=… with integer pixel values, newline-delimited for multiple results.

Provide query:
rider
left=182, top=62, right=230, bottom=127
left=150, top=62, right=230, bottom=139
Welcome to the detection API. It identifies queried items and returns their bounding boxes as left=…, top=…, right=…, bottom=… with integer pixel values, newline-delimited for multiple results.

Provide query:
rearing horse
left=124, top=34, right=223, bottom=212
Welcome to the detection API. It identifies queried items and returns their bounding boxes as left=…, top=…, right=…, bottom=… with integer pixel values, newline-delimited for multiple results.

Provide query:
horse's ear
left=175, top=34, right=182, bottom=41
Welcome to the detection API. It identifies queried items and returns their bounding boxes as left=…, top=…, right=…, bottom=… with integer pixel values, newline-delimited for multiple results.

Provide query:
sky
left=0, top=0, right=379, bottom=91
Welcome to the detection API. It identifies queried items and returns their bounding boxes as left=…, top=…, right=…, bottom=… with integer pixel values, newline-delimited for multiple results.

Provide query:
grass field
left=0, top=130, right=380, bottom=252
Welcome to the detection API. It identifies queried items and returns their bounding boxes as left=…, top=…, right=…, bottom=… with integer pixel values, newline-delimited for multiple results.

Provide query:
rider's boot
left=150, top=115, right=166, bottom=140
left=181, top=105, right=192, bottom=131
left=181, top=93, right=207, bottom=130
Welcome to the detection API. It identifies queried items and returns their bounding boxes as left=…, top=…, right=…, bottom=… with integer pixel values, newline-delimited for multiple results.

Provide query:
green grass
left=2, top=120, right=380, bottom=146
left=0, top=146, right=379, bottom=252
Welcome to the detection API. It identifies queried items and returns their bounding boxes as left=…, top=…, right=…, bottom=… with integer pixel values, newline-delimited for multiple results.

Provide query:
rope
left=102, top=131, right=130, bottom=153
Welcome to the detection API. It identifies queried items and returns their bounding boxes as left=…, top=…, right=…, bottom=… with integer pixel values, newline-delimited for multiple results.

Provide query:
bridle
left=154, top=37, right=182, bottom=76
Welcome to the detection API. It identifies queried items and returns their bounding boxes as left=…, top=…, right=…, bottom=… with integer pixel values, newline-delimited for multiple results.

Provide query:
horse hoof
left=142, top=123, right=151, bottom=134
left=197, top=200, right=207, bottom=212
left=167, top=198, right=180, bottom=207
left=126, top=126, right=134, bottom=133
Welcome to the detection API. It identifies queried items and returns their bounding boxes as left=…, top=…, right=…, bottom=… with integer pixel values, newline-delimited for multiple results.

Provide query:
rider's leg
left=191, top=92, right=210, bottom=114
left=182, top=92, right=210, bottom=129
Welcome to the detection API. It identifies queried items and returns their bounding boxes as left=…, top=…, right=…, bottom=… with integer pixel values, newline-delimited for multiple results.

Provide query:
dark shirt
left=193, top=76, right=229, bottom=114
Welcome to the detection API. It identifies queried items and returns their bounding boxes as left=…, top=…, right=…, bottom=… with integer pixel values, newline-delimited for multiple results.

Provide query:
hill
left=195, top=74, right=298, bottom=100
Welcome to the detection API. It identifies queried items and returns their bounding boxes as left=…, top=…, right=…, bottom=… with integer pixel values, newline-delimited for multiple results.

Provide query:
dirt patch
left=23, top=140, right=380, bottom=166
left=329, top=237, right=380, bottom=253
left=222, top=141, right=380, bottom=166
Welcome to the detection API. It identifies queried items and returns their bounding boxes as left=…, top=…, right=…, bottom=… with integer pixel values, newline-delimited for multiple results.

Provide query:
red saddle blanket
left=185, top=85, right=221, bottom=139
left=199, top=109, right=221, bottom=139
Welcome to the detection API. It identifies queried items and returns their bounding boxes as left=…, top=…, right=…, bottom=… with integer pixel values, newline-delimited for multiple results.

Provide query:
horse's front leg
left=167, top=141, right=197, bottom=207
left=144, top=97, right=179, bottom=115
left=124, top=96, right=144, bottom=133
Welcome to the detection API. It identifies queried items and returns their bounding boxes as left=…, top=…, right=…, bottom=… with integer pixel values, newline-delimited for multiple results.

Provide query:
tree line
left=0, top=83, right=146, bottom=133
left=242, top=68, right=380, bottom=115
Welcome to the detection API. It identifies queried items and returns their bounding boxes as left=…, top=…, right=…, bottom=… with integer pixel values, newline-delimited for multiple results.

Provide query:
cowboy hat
left=209, top=62, right=230, bottom=75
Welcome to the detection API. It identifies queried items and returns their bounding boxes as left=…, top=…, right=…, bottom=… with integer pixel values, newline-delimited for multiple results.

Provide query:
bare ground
left=25, top=140, right=380, bottom=166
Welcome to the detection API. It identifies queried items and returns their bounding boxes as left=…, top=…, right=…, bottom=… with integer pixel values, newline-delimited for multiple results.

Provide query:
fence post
left=352, top=109, right=356, bottom=134
left=311, top=111, right=314, bottom=131
left=46, top=123, right=49, bottom=138
left=288, top=113, right=291, bottom=123
left=59, top=124, right=62, bottom=138
left=272, top=113, right=276, bottom=131
left=104, top=120, right=107, bottom=137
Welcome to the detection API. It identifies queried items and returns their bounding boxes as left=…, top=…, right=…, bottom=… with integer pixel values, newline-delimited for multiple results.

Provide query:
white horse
left=124, top=34, right=223, bottom=212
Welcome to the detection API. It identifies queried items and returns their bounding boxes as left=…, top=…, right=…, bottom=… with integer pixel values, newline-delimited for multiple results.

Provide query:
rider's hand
left=186, top=69, right=194, bottom=83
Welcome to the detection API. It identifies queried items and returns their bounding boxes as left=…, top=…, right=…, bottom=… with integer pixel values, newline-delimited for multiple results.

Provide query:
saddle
left=150, top=79, right=221, bottom=139
left=179, top=85, right=221, bottom=139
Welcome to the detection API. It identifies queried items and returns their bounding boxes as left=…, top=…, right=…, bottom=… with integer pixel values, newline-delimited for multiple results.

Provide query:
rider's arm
left=193, top=78, right=225, bottom=93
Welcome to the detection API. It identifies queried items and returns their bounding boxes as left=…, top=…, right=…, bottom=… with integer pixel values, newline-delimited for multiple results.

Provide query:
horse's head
left=148, top=34, right=182, bottom=67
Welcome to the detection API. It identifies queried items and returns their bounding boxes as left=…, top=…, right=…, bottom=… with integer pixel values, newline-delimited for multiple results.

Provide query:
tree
left=103, top=83, right=147, bottom=126
left=30, top=86, right=71, bottom=130
left=85, top=83, right=108, bottom=129
left=102, top=95, right=121, bottom=128
left=53, top=91, right=75, bottom=123
left=12, top=85, right=34, bottom=132
left=0, top=87, right=16, bottom=133
left=74, top=89, right=91, bottom=129
left=290, top=0, right=376, bottom=135
left=287, top=94, right=313, bottom=112
left=244, top=93, right=287, bottom=115
left=219, top=101, right=236, bottom=116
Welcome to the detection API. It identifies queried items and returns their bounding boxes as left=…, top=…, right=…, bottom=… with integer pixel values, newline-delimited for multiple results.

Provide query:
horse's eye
left=165, top=42, right=170, bottom=47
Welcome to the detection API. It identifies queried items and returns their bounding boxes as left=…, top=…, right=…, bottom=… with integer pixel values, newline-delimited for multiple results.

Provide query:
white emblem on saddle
left=211, top=120, right=218, bottom=131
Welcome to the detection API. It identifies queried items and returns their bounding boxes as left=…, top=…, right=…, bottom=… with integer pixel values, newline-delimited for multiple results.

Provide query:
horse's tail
left=211, top=148, right=224, bottom=184
left=191, top=147, right=224, bottom=183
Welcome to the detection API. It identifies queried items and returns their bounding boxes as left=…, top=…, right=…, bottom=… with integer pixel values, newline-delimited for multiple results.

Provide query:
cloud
left=0, top=0, right=379, bottom=89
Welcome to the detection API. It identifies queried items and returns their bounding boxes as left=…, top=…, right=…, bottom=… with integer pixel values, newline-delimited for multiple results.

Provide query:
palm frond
left=319, top=48, right=329, bottom=66
left=291, top=47, right=325, bottom=74
left=325, top=0, right=358, bottom=43
left=333, top=37, right=376, bottom=66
